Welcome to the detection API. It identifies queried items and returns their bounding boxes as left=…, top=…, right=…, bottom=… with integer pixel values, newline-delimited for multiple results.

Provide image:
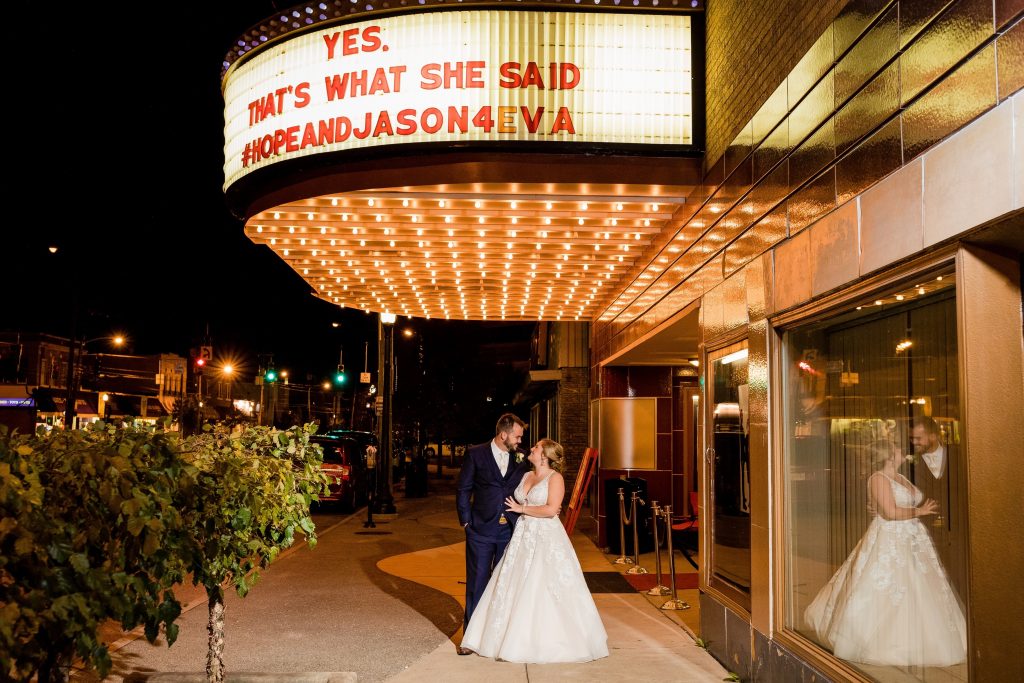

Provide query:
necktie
left=498, top=450, right=508, bottom=476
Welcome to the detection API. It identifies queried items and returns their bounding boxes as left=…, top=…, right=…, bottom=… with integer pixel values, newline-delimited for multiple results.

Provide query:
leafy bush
left=0, top=423, right=192, bottom=682
left=0, top=422, right=329, bottom=683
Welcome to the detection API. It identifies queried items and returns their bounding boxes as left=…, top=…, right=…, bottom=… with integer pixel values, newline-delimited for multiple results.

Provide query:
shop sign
left=223, top=10, right=694, bottom=188
left=0, top=398, right=34, bottom=407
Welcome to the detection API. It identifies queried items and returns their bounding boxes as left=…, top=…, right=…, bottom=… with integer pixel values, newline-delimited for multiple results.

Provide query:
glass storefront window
left=782, top=268, right=967, bottom=681
left=708, top=340, right=751, bottom=609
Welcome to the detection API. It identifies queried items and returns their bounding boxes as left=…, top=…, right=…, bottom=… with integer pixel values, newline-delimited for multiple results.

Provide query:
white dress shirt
left=922, top=445, right=946, bottom=478
left=491, top=441, right=509, bottom=476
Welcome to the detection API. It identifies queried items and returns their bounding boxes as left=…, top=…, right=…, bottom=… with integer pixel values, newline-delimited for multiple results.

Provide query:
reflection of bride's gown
left=461, top=472, right=609, bottom=663
left=804, top=473, right=966, bottom=667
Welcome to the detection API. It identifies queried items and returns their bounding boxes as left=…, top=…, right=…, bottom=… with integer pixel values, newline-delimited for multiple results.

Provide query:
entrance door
left=706, top=340, right=751, bottom=611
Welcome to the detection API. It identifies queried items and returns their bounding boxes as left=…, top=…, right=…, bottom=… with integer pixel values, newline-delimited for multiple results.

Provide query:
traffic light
left=333, top=365, right=346, bottom=386
left=195, top=357, right=206, bottom=375
left=264, top=367, right=277, bottom=383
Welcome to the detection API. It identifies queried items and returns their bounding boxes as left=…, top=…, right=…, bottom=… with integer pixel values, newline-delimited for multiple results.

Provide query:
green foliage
left=723, top=673, right=741, bottom=682
left=178, top=423, right=329, bottom=598
left=0, top=423, right=192, bottom=681
left=0, top=421, right=329, bottom=682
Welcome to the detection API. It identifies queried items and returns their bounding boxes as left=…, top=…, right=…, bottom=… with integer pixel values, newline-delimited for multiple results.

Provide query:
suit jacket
left=456, top=441, right=529, bottom=538
left=913, top=445, right=966, bottom=598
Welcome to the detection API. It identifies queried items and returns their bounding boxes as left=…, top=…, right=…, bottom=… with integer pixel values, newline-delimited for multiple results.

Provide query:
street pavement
left=73, top=473, right=728, bottom=682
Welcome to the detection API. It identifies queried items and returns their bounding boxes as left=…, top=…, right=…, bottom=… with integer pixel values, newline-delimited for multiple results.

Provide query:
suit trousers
left=464, top=524, right=513, bottom=626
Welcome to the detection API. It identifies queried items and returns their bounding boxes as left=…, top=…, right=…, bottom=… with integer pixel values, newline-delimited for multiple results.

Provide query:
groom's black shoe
left=457, top=646, right=473, bottom=656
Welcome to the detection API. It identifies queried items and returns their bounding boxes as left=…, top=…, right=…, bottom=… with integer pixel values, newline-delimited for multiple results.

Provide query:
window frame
left=702, top=335, right=754, bottom=615
left=767, top=246, right=959, bottom=680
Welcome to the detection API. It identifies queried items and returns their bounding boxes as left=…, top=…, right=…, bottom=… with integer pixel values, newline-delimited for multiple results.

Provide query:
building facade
left=223, top=1, right=1023, bottom=679
left=589, top=2, right=1023, bottom=680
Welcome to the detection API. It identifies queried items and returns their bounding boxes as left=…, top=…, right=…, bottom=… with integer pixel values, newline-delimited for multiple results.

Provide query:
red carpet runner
left=623, top=573, right=699, bottom=591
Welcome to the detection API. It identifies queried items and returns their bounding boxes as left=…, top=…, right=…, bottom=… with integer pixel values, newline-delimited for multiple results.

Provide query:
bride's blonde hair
left=537, top=438, right=565, bottom=473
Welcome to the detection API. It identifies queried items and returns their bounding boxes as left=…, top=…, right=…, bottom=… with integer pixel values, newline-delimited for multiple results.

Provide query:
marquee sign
left=223, top=10, right=693, bottom=189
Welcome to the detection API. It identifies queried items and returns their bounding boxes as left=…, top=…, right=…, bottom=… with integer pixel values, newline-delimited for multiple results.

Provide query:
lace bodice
left=515, top=472, right=554, bottom=506
left=875, top=472, right=923, bottom=509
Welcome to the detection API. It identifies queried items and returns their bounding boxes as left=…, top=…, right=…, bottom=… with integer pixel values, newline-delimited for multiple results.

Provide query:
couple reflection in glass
left=805, top=432, right=966, bottom=668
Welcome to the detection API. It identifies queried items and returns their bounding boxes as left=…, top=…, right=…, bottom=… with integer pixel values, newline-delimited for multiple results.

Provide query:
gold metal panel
left=773, top=228, right=813, bottom=312
left=904, top=42, right=998, bottom=162
left=753, top=117, right=790, bottom=184
left=702, top=282, right=726, bottom=342
left=836, top=60, right=900, bottom=155
left=923, top=96, right=1015, bottom=246
left=788, top=24, right=835, bottom=111
left=746, top=319, right=770, bottom=634
left=788, top=168, right=837, bottom=236
left=789, top=118, right=836, bottom=191
left=726, top=121, right=754, bottom=178
left=860, top=157, right=925, bottom=275
left=724, top=205, right=788, bottom=281
left=722, top=269, right=748, bottom=333
left=836, top=116, right=903, bottom=205
left=751, top=80, right=789, bottom=154
left=835, top=3, right=899, bottom=107
left=745, top=252, right=773, bottom=321
left=749, top=160, right=789, bottom=224
left=900, top=0, right=994, bottom=103
left=957, top=245, right=1024, bottom=680
left=809, top=198, right=860, bottom=296
left=998, top=19, right=1024, bottom=101
left=789, top=70, right=835, bottom=147
left=596, top=398, right=657, bottom=470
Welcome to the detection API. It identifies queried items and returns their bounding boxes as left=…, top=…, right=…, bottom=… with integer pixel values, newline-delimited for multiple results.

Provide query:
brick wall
left=705, top=0, right=848, bottom=167
left=557, top=366, right=590, bottom=495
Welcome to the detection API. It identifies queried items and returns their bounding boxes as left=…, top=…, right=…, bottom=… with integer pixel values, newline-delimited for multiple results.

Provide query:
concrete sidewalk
left=82, top=485, right=727, bottom=682
left=377, top=511, right=728, bottom=682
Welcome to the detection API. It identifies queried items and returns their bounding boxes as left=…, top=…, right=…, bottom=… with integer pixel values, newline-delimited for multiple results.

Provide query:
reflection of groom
left=455, top=413, right=529, bottom=655
left=911, top=417, right=966, bottom=598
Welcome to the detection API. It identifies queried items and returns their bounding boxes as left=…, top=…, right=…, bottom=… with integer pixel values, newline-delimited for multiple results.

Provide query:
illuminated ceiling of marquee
left=244, top=181, right=696, bottom=321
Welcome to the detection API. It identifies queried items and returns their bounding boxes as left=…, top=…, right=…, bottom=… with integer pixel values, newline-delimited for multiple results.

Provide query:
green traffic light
left=334, top=372, right=345, bottom=385
left=265, top=369, right=278, bottom=383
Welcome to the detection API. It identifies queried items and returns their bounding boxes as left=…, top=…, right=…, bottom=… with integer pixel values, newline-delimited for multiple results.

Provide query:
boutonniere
left=904, top=453, right=917, bottom=464
left=514, top=451, right=524, bottom=464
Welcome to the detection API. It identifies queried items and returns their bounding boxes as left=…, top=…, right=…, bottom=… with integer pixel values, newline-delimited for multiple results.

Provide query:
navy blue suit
left=456, top=441, right=528, bottom=626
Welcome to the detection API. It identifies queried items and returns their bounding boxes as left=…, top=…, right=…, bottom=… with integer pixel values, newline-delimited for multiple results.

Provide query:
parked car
left=310, top=431, right=375, bottom=511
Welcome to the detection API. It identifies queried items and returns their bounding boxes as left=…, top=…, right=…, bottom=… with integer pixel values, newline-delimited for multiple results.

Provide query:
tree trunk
left=39, top=645, right=71, bottom=683
left=206, top=585, right=226, bottom=683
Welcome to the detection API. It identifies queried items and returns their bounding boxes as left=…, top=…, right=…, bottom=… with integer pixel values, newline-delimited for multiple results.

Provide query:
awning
left=49, top=395, right=99, bottom=415
left=141, top=397, right=167, bottom=418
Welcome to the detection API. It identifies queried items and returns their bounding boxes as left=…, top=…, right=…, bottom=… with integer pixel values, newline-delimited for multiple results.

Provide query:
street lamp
left=221, top=364, right=234, bottom=409
left=376, top=311, right=397, bottom=514
left=64, top=334, right=124, bottom=429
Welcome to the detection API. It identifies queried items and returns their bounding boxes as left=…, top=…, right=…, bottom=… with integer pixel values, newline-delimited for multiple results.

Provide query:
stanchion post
left=659, top=505, right=690, bottom=610
left=626, top=491, right=648, bottom=574
left=613, top=488, right=633, bottom=565
left=647, top=500, right=671, bottom=595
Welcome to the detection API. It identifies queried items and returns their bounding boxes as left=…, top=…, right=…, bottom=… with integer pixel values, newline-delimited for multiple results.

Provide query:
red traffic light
left=196, top=358, right=206, bottom=367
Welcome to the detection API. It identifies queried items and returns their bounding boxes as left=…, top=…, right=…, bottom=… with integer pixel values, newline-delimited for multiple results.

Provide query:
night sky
left=7, top=3, right=534, bottom=387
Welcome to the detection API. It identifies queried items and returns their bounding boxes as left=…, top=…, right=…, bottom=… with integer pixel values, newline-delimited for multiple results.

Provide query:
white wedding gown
left=804, top=472, right=966, bottom=667
left=460, top=472, right=609, bottom=663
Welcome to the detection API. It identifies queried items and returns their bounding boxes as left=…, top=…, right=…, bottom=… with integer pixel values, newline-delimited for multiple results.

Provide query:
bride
left=804, top=440, right=966, bottom=667
left=459, top=438, right=609, bottom=663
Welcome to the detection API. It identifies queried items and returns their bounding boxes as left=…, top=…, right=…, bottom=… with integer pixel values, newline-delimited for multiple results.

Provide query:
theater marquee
left=223, top=10, right=693, bottom=190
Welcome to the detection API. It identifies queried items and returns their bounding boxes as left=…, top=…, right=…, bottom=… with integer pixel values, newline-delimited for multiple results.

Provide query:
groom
left=911, top=416, right=966, bottom=599
left=456, top=413, right=529, bottom=654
